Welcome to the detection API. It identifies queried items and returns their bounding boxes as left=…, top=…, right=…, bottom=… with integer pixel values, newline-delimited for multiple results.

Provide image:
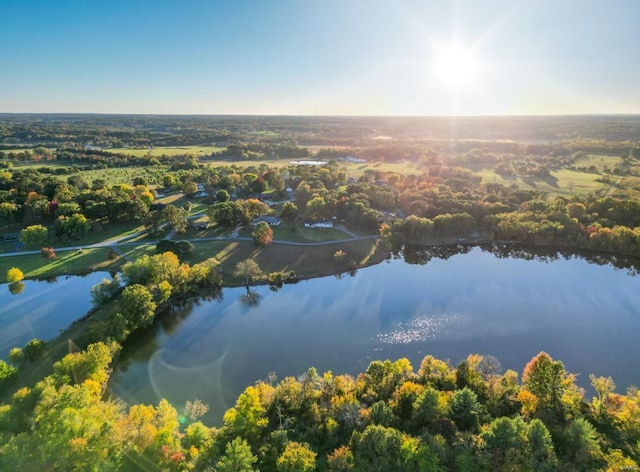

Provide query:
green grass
left=184, top=238, right=384, bottom=282
left=107, top=145, right=225, bottom=157
left=267, top=224, right=352, bottom=242
left=0, top=247, right=121, bottom=283
left=61, top=222, right=146, bottom=246
left=462, top=164, right=605, bottom=196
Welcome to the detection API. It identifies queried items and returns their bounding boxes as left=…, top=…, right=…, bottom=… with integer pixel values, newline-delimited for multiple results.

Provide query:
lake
left=108, top=245, right=640, bottom=424
left=0, top=272, right=108, bottom=359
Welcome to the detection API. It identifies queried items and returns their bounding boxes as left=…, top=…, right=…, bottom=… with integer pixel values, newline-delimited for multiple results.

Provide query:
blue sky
left=1, top=0, right=639, bottom=115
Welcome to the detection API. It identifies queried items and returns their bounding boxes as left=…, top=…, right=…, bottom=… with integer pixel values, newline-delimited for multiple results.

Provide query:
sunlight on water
left=376, top=313, right=462, bottom=344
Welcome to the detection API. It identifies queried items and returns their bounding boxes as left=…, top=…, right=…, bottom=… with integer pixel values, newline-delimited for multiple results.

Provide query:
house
left=252, top=216, right=281, bottom=226
left=194, top=191, right=209, bottom=198
left=304, top=220, right=334, bottom=228
left=191, top=222, right=209, bottom=231
left=0, top=232, right=20, bottom=242
left=149, top=202, right=166, bottom=212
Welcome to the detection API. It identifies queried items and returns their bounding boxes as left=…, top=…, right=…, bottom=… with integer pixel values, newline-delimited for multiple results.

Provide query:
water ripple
left=376, top=313, right=461, bottom=344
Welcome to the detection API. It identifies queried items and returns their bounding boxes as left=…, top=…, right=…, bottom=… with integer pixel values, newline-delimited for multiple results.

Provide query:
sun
left=433, top=43, right=480, bottom=90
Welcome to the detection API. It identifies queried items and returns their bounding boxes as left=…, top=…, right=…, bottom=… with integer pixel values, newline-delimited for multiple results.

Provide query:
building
left=252, top=216, right=281, bottom=226
left=304, top=220, right=334, bottom=228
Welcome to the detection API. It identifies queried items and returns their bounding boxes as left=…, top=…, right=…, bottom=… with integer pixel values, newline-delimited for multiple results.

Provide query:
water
left=108, top=246, right=640, bottom=423
left=0, top=272, right=109, bottom=358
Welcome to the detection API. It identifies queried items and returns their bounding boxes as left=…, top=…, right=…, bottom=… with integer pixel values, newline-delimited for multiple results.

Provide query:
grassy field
left=0, top=247, right=122, bottom=284
left=185, top=238, right=384, bottom=281
left=107, top=145, right=225, bottom=157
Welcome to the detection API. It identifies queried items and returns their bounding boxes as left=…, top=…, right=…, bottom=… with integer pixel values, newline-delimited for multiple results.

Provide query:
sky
left=0, top=0, right=639, bottom=116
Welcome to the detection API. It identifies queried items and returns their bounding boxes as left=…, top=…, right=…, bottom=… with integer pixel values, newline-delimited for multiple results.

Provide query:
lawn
left=0, top=247, right=121, bottom=283
left=184, top=238, right=385, bottom=283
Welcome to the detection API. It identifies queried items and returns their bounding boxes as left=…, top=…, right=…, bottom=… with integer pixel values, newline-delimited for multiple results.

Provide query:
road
left=0, top=229, right=379, bottom=258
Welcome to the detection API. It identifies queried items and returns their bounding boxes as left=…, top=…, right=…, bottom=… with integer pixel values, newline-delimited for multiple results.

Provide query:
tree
left=22, top=338, right=48, bottom=362
left=0, top=360, right=18, bottom=390
left=20, top=224, right=49, bottom=248
left=276, top=441, right=317, bottom=472
left=449, top=387, right=481, bottom=431
left=305, top=196, right=327, bottom=219
left=182, top=181, right=198, bottom=197
left=216, top=189, right=230, bottom=202
left=252, top=221, right=273, bottom=247
left=119, top=284, right=157, bottom=330
left=234, top=259, right=263, bottom=286
left=217, top=437, right=258, bottom=472
left=7, top=267, right=24, bottom=283
left=55, top=213, right=91, bottom=240
left=522, top=352, right=569, bottom=415
left=280, top=201, right=298, bottom=223
left=208, top=201, right=242, bottom=227
left=238, top=198, right=271, bottom=224
left=40, top=247, right=56, bottom=259
left=0, top=202, right=18, bottom=223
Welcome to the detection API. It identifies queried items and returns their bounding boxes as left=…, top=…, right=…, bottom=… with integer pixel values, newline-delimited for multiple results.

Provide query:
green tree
left=449, top=387, right=481, bottom=431
left=119, top=284, right=157, bottom=330
left=305, top=196, right=327, bottom=219
left=252, top=221, right=273, bottom=247
left=0, top=202, right=18, bottom=223
left=208, top=201, right=242, bottom=227
left=55, top=213, right=91, bottom=240
left=222, top=385, right=268, bottom=444
left=20, top=224, right=49, bottom=248
left=217, top=437, right=258, bottom=472
left=522, top=352, right=569, bottom=415
left=0, top=360, right=18, bottom=390
left=7, top=267, right=24, bottom=283
left=276, top=441, right=317, bottom=472
left=234, top=259, right=263, bottom=286
left=216, top=189, right=230, bottom=202
left=280, top=201, right=298, bottom=223
left=182, top=180, right=198, bottom=197
left=353, top=425, right=403, bottom=472
left=22, top=338, right=48, bottom=362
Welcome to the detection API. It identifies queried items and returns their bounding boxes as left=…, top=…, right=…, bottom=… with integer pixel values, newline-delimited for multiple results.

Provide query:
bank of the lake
left=108, top=245, right=640, bottom=425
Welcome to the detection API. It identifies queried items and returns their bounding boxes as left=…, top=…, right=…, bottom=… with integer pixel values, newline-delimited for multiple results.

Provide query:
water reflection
left=109, top=245, right=640, bottom=424
left=8, top=282, right=25, bottom=295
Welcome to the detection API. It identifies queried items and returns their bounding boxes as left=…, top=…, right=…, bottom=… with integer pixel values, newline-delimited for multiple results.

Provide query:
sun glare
left=433, top=43, right=480, bottom=90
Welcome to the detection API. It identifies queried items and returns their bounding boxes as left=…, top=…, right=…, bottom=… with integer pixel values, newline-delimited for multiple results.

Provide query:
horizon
left=1, top=0, right=639, bottom=116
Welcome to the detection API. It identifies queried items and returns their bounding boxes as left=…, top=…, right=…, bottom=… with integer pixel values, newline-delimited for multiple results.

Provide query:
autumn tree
left=276, top=441, right=317, bottom=472
left=252, top=221, right=273, bottom=247
left=7, top=267, right=24, bottom=283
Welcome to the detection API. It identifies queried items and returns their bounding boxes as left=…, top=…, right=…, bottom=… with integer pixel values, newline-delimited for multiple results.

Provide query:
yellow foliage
left=7, top=267, right=24, bottom=283
left=517, top=389, right=539, bottom=417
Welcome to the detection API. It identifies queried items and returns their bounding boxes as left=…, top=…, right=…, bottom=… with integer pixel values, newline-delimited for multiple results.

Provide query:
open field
left=107, top=145, right=225, bottom=157
left=0, top=247, right=121, bottom=284
left=185, top=238, right=384, bottom=281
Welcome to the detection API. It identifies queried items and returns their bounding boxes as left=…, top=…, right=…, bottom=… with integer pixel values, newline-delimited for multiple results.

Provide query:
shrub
left=6, top=267, right=23, bottom=283
left=41, top=246, right=56, bottom=259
